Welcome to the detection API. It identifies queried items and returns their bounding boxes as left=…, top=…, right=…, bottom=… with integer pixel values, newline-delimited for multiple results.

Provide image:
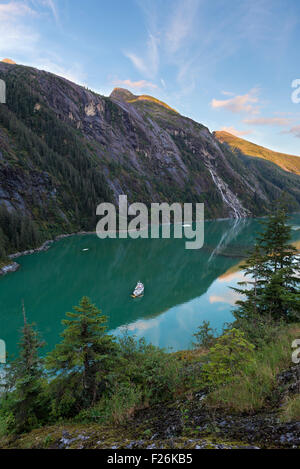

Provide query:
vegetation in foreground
left=0, top=209, right=299, bottom=449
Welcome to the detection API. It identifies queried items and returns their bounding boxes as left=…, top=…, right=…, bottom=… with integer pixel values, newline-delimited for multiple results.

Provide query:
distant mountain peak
left=214, top=130, right=300, bottom=176
left=110, top=87, right=177, bottom=113
left=110, top=88, right=136, bottom=101
left=0, top=61, right=299, bottom=242
left=1, top=58, right=16, bottom=64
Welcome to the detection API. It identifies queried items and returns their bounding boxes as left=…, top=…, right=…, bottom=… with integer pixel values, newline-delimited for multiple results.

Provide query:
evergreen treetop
left=46, top=296, right=118, bottom=406
left=233, top=208, right=299, bottom=323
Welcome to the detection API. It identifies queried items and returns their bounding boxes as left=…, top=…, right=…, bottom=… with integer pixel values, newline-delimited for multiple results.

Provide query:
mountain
left=111, top=88, right=178, bottom=112
left=214, top=131, right=300, bottom=176
left=0, top=62, right=300, bottom=260
left=1, top=59, right=16, bottom=65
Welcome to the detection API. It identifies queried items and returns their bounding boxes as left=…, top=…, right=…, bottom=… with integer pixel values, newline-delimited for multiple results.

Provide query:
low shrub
left=192, top=321, right=217, bottom=349
left=76, top=381, right=144, bottom=425
left=206, top=326, right=299, bottom=413
left=202, top=328, right=255, bottom=388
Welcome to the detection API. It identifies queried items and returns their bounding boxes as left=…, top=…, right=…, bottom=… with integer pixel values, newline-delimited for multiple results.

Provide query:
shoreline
left=0, top=218, right=226, bottom=275
left=1, top=212, right=299, bottom=277
left=0, top=218, right=233, bottom=275
left=0, top=231, right=95, bottom=276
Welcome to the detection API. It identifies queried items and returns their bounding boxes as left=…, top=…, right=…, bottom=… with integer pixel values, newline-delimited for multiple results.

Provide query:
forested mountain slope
left=0, top=62, right=300, bottom=259
left=214, top=130, right=300, bottom=176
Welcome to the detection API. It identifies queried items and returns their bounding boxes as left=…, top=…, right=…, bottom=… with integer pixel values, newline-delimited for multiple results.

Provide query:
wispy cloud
left=128, top=0, right=296, bottom=109
left=36, top=0, right=59, bottom=24
left=113, top=78, right=158, bottom=90
left=124, top=33, right=159, bottom=79
left=0, top=1, right=39, bottom=55
left=0, top=1, right=35, bottom=19
left=124, top=52, right=147, bottom=76
left=165, top=0, right=200, bottom=54
left=125, top=0, right=200, bottom=88
left=221, top=91, right=235, bottom=96
left=211, top=89, right=260, bottom=115
left=244, top=117, right=293, bottom=126
left=282, top=125, right=300, bottom=139
left=0, top=1, right=85, bottom=85
left=221, top=126, right=253, bottom=137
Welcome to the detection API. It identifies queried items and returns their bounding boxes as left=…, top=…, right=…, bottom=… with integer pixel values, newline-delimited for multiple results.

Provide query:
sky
left=0, top=0, right=300, bottom=155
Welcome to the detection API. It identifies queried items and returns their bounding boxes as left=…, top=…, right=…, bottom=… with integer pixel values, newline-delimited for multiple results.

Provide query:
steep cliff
left=0, top=62, right=300, bottom=258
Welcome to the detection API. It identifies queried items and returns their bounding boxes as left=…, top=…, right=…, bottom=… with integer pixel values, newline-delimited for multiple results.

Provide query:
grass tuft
left=206, top=325, right=300, bottom=413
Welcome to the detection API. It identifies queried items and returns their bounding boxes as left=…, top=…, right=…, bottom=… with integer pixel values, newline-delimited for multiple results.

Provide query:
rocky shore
left=0, top=262, right=20, bottom=276
left=0, top=231, right=95, bottom=277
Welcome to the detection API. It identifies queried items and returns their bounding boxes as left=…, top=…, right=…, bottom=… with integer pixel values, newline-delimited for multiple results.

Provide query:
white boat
left=131, top=281, right=144, bottom=298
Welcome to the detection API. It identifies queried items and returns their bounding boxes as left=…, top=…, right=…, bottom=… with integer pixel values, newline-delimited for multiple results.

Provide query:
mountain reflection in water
left=0, top=215, right=300, bottom=354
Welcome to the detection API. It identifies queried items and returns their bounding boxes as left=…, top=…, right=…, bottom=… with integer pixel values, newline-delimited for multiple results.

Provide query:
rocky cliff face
left=0, top=62, right=299, bottom=250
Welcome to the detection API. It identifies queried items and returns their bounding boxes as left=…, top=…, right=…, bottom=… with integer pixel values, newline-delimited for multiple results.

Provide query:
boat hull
left=131, top=282, right=144, bottom=298
left=131, top=293, right=144, bottom=298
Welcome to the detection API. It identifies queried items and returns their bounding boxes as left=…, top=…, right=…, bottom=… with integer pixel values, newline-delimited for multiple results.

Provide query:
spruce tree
left=5, top=306, right=47, bottom=434
left=46, top=297, right=117, bottom=407
left=258, top=209, right=298, bottom=275
left=233, top=209, right=299, bottom=323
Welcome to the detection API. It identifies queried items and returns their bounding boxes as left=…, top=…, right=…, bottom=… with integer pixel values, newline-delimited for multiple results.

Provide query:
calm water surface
left=1, top=215, right=300, bottom=356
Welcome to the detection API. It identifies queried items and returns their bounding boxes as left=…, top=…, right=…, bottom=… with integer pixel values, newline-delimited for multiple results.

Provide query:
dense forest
left=0, top=66, right=112, bottom=261
left=1, top=62, right=300, bottom=264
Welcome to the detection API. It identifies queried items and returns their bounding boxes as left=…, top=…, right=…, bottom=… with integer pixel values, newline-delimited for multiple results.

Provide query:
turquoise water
left=1, top=215, right=300, bottom=356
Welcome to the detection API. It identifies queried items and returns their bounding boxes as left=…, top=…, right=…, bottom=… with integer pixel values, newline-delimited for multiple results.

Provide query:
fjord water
left=1, top=215, right=300, bottom=357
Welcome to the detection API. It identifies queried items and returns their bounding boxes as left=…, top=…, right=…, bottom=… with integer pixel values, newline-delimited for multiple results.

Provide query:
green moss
left=0, top=422, right=255, bottom=449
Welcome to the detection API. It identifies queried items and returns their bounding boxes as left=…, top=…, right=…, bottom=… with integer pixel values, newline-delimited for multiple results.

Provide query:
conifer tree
left=46, top=297, right=117, bottom=406
left=233, top=209, right=299, bottom=323
left=5, top=306, right=47, bottom=433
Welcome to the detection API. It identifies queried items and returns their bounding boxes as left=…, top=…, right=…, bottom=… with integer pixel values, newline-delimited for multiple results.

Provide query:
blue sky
left=1, top=0, right=300, bottom=155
